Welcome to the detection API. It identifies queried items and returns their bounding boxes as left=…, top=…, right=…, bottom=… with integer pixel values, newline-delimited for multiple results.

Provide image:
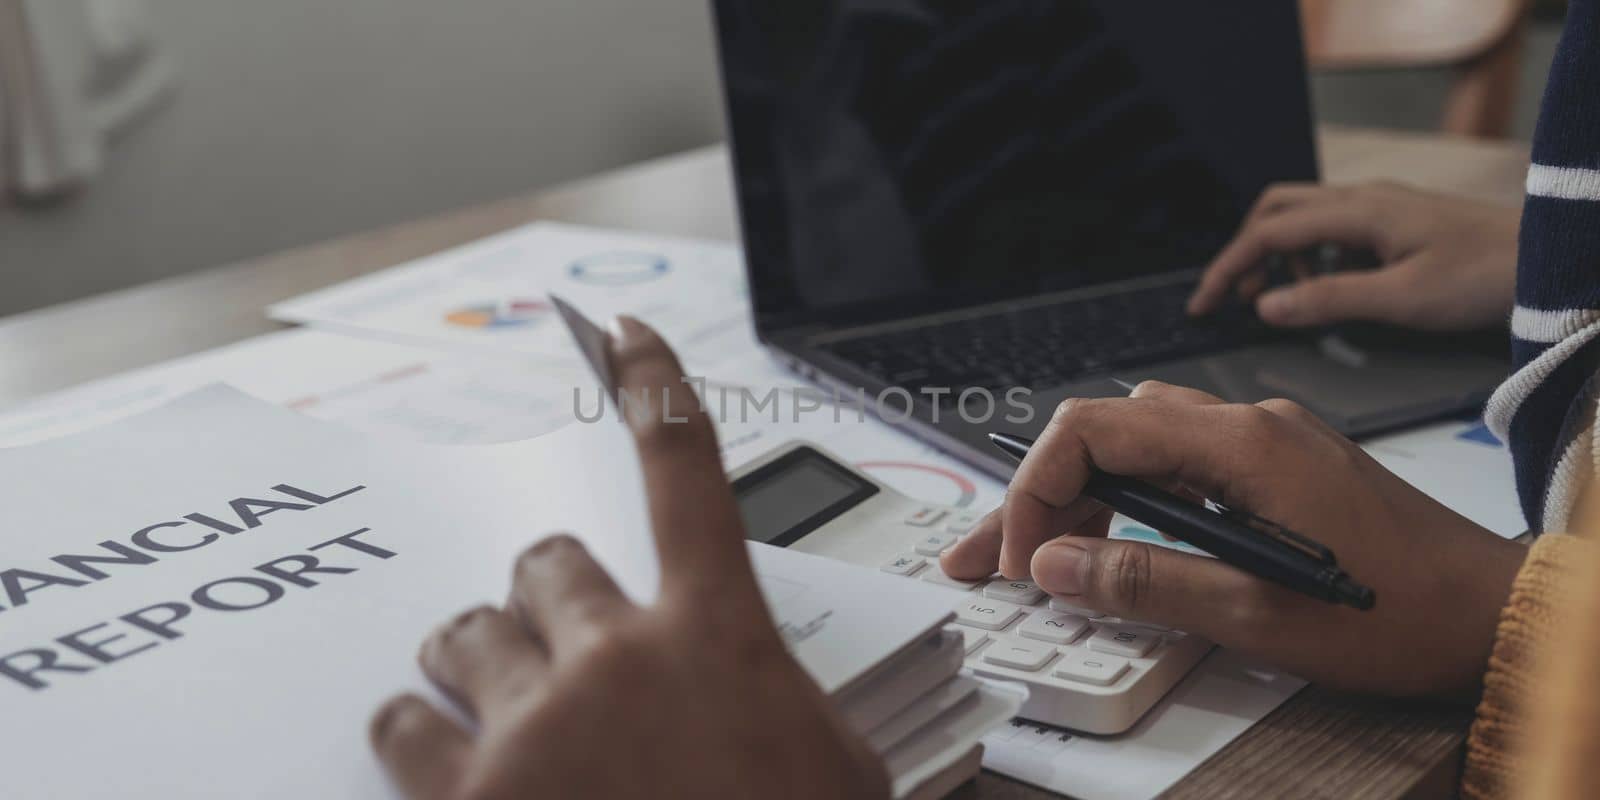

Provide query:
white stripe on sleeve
left=1511, top=306, right=1600, bottom=344
left=1486, top=320, right=1600, bottom=441
left=1527, top=163, right=1600, bottom=201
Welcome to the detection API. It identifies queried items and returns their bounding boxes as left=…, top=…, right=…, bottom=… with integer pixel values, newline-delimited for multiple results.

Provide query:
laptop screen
left=712, top=0, right=1318, bottom=331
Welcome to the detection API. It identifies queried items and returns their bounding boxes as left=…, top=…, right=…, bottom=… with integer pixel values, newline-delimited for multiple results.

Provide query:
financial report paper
left=0, top=388, right=967, bottom=798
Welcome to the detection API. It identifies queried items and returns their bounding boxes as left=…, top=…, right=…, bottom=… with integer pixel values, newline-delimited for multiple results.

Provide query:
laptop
left=709, top=0, right=1507, bottom=478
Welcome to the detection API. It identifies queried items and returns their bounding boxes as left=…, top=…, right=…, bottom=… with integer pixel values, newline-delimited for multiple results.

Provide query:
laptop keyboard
left=817, top=281, right=1271, bottom=401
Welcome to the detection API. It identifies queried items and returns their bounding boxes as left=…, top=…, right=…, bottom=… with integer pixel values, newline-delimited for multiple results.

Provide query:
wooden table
left=0, top=126, right=1531, bottom=798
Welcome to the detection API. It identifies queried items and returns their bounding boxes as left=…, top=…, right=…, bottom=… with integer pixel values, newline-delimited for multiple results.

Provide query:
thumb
left=1030, top=537, right=1262, bottom=632
left=1255, top=269, right=1406, bottom=327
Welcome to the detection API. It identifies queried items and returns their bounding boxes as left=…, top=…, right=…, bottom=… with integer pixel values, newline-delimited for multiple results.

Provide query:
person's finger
left=1123, top=383, right=1225, bottom=517
left=418, top=605, right=546, bottom=722
left=606, top=316, right=763, bottom=607
left=1073, top=507, right=1116, bottom=540
left=944, top=503, right=1116, bottom=580
left=1030, top=536, right=1307, bottom=636
left=1127, top=380, right=1225, bottom=406
left=1254, top=264, right=1417, bottom=327
left=941, top=508, right=1002, bottom=579
left=1244, top=182, right=1325, bottom=221
left=1188, top=202, right=1381, bottom=315
left=508, top=535, right=634, bottom=655
left=1255, top=397, right=1326, bottom=429
left=999, top=398, right=1282, bottom=578
left=370, top=694, right=472, bottom=799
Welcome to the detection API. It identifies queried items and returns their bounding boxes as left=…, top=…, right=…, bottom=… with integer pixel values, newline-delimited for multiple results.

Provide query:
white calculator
left=730, top=440, right=1213, bottom=735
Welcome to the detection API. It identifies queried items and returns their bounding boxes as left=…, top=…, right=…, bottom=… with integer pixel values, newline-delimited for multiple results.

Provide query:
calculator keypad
left=1088, top=624, right=1159, bottom=658
left=942, top=512, right=983, bottom=535
left=880, top=555, right=926, bottom=576
left=919, top=569, right=983, bottom=591
left=882, top=516, right=1189, bottom=695
left=956, top=628, right=990, bottom=655
left=954, top=599, right=1025, bottom=631
left=981, top=640, right=1056, bottom=671
left=983, top=579, right=1045, bottom=605
left=913, top=533, right=958, bottom=556
left=1054, top=651, right=1130, bottom=686
left=1048, top=598, right=1105, bottom=618
left=1018, top=611, right=1090, bottom=645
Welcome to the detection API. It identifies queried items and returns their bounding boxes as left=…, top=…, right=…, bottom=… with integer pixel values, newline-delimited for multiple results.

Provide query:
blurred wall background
left=0, top=2, right=1566, bottom=318
left=0, top=0, right=725, bottom=317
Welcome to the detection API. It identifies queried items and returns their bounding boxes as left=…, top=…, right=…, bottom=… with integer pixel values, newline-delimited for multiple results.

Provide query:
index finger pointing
left=605, top=316, right=762, bottom=603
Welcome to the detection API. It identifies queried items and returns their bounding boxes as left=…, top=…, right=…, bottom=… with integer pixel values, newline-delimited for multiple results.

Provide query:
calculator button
left=949, top=626, right=990, bottom=655
left=880, top=555, right=925, bottom=576
left=1087, top=624, right=1157, bottom=658
left=904, top=507, right=947, bottom=527
left=943, top=512, right=983, bottom=535
left=1053, top=651, right=1130, bottom=686
left=954, top=599, right=1023, bottom=631
left=913, top=533, right=957, bottom=557
left=1049, top=598, right=1105, bottom=619
left=982, top=640, right=1056, bottom=671
left=983, top=579, right=1045, bottom=605
left=1106, top=617, right=1174, bottom=633
left=1018, top=612, right=1089, bottom=645
left=920, top=569, right=984, bottom=592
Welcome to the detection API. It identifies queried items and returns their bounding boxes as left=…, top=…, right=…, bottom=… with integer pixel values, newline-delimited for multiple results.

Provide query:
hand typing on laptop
left=940, top=381, right=1529, bottom=698
left=1187, top=182, right=1519, bottom=331
left=369, top=318, right=888, bottom=800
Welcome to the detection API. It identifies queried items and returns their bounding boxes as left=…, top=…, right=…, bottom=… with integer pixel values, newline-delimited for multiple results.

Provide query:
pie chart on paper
left=445, top=299, right=553, bottom=330
left=569, top=253, right=671, bottom=286
left=855, top=460, right=980, bottom=508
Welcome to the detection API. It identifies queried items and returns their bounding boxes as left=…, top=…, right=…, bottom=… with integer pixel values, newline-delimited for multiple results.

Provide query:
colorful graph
left=1112, top=524, right=1206, bottom=556
left=855, top=460, right=980, bottom=508
left=1456, top=422, right=1503, bottom=448
left=444, top=299, right=552, bottom=330
left=569, top=252, right=671, bottom=286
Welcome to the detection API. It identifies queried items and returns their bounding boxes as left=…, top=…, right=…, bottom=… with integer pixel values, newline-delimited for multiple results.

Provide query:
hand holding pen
left=988, top=432, right=1375, bottom=610
left=939, top=381, right=1528, bottom=697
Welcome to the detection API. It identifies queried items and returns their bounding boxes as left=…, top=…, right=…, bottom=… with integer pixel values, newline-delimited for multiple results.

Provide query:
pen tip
left=1335, top=578, right=1376, bottom=611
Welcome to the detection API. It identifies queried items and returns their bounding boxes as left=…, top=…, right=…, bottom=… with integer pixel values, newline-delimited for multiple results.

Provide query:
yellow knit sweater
left=1463, top=533, right=1596, bottom=799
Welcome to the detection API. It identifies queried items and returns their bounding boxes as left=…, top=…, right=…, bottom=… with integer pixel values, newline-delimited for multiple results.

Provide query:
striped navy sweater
left=1486, top=0, right=1600, bottom=533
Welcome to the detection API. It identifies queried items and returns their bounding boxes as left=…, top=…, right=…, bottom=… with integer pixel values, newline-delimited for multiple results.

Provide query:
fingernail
left=1258, top=290, right=1292, bottom=320
left=1033, top=542, right=1089, bottom=596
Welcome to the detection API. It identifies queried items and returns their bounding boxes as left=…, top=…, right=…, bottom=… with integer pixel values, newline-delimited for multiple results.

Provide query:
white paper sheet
left=0, top=329, right=585, bottom=449
left=0, top=387, right=971, bottom=798
left=1362, top=419, right=1525, bottom=538
left=268, top=222, right=758, bottom=373
left=981, top=649, right=1304, bottom=800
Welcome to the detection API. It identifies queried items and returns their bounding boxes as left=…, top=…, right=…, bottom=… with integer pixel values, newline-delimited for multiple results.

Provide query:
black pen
left=988, top=433, right=1376, bottom=610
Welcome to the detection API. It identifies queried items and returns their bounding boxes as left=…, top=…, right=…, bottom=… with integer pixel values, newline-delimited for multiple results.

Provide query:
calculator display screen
left=733, top=447, right=879, bottom=548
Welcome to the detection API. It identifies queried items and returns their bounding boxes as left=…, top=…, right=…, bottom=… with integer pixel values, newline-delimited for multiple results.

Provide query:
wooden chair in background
left=1301, top=0, right=1536, bottom=138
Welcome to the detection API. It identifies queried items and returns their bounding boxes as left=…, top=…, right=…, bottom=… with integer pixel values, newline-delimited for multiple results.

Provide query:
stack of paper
left=0, top=387, right=1018, bottom=799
